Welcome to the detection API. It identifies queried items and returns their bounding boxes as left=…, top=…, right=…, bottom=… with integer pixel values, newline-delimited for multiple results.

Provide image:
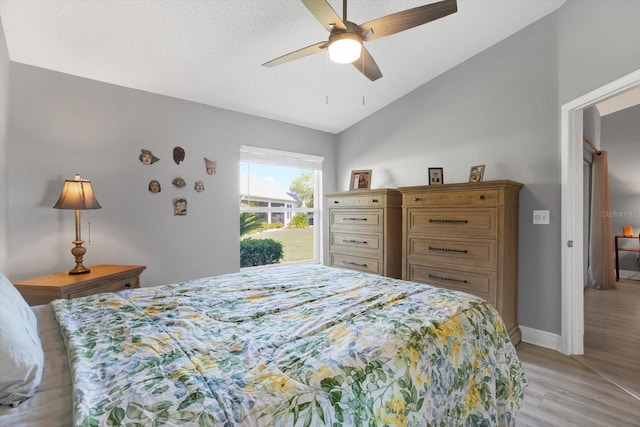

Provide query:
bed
left=1, top=264, right=527, bottom=426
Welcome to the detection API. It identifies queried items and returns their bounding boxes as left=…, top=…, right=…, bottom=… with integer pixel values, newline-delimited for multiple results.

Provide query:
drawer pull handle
left=429, top=219, right=469, bottom=224
left=334, top=200, right=340, bottom=204
left=413, top=197, right=420, bottom=202
left=479, top=195, right=485, bottom=200
left=343, top=261, right=368, bottom=267
left=124, top=283, right=132, bottom=288
left=371, top=199, right=378, bottom=203
left=344, top=217, right=368, bottom=221
left=343, top=239, right=368, bottom=244
left=428, top=246, right=468, bottom=254
left=428, top=274, right=468, bottom=284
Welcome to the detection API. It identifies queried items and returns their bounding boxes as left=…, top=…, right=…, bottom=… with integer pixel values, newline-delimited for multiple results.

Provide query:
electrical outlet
left=533, top=210, right=550, bottom=225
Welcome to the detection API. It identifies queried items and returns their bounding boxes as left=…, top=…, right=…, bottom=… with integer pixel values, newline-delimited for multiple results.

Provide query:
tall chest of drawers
left=399, top=180, right=523, bottom=344
left=326, top=189, right=402, bottom=278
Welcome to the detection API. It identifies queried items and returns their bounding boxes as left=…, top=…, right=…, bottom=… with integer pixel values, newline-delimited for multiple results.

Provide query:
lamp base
left=69, top=265, right=91, bottom=275
left=69, top=240, right=91, bottom=275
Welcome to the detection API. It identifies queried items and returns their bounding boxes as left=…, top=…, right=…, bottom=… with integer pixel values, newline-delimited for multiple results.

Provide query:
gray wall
left=602, top=105, right=640, bottom=270
left=557, top=0, right=640, bottom=105
left=336, top=0, right=640, bottom=335
left=0, top=17, right=9, bottom=274
left=6, top=65, right=336, bottom=285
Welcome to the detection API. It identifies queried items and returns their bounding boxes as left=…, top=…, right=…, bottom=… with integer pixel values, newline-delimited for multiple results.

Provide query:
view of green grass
left=243, top=227, right=314, bottom=263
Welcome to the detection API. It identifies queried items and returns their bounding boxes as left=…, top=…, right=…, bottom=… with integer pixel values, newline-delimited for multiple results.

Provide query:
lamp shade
left=53, top=174, right=102, bottom=210
left=328, top=32, right=362, bottom=64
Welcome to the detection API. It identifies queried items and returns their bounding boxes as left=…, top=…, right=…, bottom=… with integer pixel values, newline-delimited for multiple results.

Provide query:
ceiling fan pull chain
left=325, top=48, right=330, bottom=105
left=362, top=44, right=365, bottom=106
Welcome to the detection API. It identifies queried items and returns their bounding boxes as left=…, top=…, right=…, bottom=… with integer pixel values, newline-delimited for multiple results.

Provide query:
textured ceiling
left=0, top=0, right=566, bottom=134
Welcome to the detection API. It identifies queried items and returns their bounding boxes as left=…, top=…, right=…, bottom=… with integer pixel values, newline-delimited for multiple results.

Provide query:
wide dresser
left=398, top=180, right=523, bottom=344
left=325, top=189, right=402, bottom=278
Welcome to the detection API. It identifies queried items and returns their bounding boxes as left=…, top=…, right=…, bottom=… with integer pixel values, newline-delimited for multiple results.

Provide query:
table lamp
left=53, top=174, right=102, bottom=274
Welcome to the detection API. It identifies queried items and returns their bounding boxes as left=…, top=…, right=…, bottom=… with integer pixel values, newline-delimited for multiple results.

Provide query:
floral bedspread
left=52, top=264, right=527, bottom=426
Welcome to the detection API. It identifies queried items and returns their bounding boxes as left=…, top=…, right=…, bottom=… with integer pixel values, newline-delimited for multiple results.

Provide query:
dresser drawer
left=331, top=253, right=381, bottom=275
left=403, top=189, right=498, bottom=207
left=406, top=208, right=496, bottom=238
left=67, top=276, right=140, bottom=299
left=327, top=194, right=391, bottom=208
left=406, top=262, right=496, bottom=302
left=407, top=236, right=496, bottom=269
left=330, top=209, right=382, bottom=231
left=331, top=231, right=382, bottom=255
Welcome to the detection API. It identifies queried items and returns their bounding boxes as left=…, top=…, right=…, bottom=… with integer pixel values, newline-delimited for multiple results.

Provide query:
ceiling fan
left=263, top=0, right=458, bottom=81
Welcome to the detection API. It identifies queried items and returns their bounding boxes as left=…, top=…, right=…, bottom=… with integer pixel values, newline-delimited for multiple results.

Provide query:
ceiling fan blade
left=262, top=41, right=328, bottom=68
left=360, top=0, right=457, bottom=42
left=301, top=0, right=347, bottom=32
left=352, top=47, right=382, bottom=81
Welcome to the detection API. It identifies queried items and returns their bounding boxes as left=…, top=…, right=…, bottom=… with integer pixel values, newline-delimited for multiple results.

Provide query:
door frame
left=560, top=68, right=640, bottom=355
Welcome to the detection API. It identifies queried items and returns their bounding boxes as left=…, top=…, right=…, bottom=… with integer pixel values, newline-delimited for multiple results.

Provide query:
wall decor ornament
left=194, top=180, right=205, bottom=192
left=172, top=177, right=186, bottom=188
left=469, top=165, right=485, bottom=183
left=173, top=146, right=185, bottom=165
left=139, top=149, right=159, bottom=165
left=204, top=158, right=217, bottom=175
left=173, top=198, right=187, bottom=216
left=148, top=180, right=161, bottom=193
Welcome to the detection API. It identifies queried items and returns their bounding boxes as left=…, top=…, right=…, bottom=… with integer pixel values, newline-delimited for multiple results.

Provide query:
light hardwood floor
left=515, top=278, right=640, bottom=426
left=576, top=278, right=640, bottom=398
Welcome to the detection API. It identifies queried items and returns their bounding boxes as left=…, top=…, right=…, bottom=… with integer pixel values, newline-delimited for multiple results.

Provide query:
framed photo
left=350, top=169, right=372, bottom=190
left=428, top=167, right=444, bottom=185
left=469, top=165, right=485, bottom=183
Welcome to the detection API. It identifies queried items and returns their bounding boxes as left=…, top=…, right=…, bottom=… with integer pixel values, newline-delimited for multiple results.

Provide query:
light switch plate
left=533, top=210, right=550, bottom=225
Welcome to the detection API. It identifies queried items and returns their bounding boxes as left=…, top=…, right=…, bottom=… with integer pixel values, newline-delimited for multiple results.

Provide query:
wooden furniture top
left=325, top=188, right=402, bottom=197
left=398, top=180, right=524, bottom=193
left=13, top=265, right=147, bottom=288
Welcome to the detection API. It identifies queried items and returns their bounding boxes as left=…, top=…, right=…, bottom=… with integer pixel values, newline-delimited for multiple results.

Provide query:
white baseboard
left=520, top=326, right=562, bottom=351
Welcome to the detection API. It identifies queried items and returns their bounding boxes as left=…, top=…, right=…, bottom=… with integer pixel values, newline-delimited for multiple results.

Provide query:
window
left=240, top=146, right=323, bottom=267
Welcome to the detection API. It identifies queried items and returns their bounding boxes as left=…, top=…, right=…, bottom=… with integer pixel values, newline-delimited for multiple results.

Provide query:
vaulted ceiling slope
left=0, top=0, right=566, bottom=134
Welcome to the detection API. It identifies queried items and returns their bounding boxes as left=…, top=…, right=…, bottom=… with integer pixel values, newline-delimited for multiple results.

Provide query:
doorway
left=560, top=68, right=640, bottom=355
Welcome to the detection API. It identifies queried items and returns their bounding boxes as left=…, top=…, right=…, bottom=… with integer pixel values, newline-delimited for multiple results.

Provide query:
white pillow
left=0, top=273, right=44, bottom=406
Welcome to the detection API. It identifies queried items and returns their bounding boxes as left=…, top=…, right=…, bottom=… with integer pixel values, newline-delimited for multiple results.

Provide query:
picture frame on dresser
left=428, top=167, right=443, bottom=185
left=469, top=165, right=485, bottom=182
left=349, top=169, right=372, bottom=190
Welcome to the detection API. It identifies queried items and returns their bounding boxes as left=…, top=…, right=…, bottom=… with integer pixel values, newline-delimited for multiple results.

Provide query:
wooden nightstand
left=13, top=264, right=146, bottom=306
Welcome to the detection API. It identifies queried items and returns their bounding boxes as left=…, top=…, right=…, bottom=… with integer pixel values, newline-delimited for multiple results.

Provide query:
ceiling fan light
left=328, top=33, right=362, bottom=64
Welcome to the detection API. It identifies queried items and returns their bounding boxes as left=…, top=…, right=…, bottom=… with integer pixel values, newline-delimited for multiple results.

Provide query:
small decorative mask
left=204, top=157, right=216, bottom=175
left=173, top=198, right=187, bottom=216
left=148, top=180, right=161, bottom=193
left=173, top=146, right=185, bottom=165
left=139, top=149, right=159, bottom=165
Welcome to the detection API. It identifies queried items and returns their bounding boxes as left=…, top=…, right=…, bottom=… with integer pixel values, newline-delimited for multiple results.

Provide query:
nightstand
left=13, top=264, right=146, bottom=306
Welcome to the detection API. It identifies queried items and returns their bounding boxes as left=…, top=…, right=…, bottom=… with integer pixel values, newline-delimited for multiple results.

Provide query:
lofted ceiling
left=0, top=0, right=566, bottom=134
